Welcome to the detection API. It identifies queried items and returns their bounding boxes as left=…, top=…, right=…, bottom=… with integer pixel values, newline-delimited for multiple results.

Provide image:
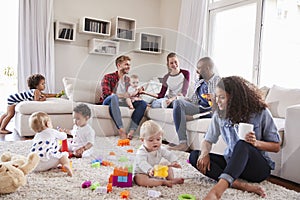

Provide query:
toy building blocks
left=117, top=139, right=130, bottom=146
left=91, top=162, right=101, bottom=168
left=81, top=180, right=92, bottom=188
left=120, top=190, right=130, bottom=199
left=111, top=166, right=133, bottom=187
left=60, top=139, right=73, bottom=158
left=154, top=165, right=168, bottom=178
left=90, top=182, right=100, bottom=191
left=107, top=183, right=113, bottom=193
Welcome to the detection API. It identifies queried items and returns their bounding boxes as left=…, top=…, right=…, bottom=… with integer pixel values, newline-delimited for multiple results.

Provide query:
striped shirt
left=7, top=89, right=35, bottom=105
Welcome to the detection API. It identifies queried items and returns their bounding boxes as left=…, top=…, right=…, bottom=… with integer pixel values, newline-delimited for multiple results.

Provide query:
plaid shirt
left=189, top=74, right=221, bottom=105
left=99, top=71, right=130, bottom=104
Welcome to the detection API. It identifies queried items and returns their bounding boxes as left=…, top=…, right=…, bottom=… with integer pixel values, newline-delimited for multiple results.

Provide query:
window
left=260, top=0, right=300, bottom=88
left=0, top=1, right=18, bottom=112
left=207, top=0, right=300, bottom=88
left=207, top=0, right=262, bottom=84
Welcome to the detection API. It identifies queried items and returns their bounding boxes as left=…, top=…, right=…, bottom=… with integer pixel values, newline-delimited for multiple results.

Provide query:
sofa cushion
left=139, top=80, right=162, bottom=104
left=63, top=77, right=101, bottom=104
left=146, top=108, right=174, bottom=124
left=265, top=85, right=300, bottom=118
left=15, top=98, right=73, bottom=114
left=187, top=118, right=212, bottom=133
left=89, top=104, right=133, bottom=118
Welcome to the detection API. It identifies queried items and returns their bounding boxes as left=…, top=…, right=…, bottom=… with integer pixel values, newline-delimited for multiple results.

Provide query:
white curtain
left=176, top=0, right=208, bottom=81
left=18, top=0, right=55, bottom=92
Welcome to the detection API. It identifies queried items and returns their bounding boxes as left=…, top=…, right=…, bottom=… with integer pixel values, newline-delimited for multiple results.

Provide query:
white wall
left=53, top=0, right=182, bottom=90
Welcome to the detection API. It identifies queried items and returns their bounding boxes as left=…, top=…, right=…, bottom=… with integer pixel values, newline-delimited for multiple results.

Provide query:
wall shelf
left=135, top=32, right=162, bottom=54
left=88, top=38, right=119, bottom=55
left=79, top=16, right=111, bottom=36
left=111, top=16, right=136, bottom=41
left=54, top=21, right=76, bottom=42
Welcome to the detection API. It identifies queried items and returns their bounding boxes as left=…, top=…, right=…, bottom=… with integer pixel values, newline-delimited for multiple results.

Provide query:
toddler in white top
left=63, top=104, right=95, bottom=158
left=29, top=111, right=73, bottom=176
left=133, top=120, right=184, bottom=187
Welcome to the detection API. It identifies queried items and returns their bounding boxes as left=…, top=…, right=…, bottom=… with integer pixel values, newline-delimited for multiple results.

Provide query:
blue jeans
left=189, top=140, right=271, bottom=185
left=173, top=99, right=211, bottom=142
left=151, top=97, right=174, bottom=108
left=103, top=94, right=147, bottom=131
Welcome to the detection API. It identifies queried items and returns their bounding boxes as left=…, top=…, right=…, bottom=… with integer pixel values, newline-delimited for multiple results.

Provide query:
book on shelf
left=65, top=29, right=71, bottom=39
left=69, top=29, right=73, bottom=40
left=59, top=28, right=67, bottom=39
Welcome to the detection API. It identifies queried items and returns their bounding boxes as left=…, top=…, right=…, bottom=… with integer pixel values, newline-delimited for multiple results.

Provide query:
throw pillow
left=265, top=85, right=300, bottom=118
left=139, top=81, right=162, bottom=104
left=62, top=77, right=101, bottom=104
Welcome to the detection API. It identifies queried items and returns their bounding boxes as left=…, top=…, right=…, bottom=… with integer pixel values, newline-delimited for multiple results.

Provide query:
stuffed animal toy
left=0, top=152, right=40, bottom=194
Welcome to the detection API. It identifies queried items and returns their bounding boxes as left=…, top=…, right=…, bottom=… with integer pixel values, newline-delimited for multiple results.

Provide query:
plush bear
left=0, top=152, right=40, bottom=194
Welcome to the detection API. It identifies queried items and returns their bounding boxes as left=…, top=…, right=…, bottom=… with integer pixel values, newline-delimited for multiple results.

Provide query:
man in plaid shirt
left=169, top=57, right=221, bottom=151
left=99, top=55, right=147, bottom=139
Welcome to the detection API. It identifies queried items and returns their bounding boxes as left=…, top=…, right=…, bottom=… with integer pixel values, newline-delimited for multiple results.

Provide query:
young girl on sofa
left=29, top=111, right=73, bottom=176
left=0, top=74, right=59, bottom=134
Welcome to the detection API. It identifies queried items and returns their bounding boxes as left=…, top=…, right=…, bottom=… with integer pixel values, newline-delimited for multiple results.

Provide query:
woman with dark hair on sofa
left=189, top=76, right=281, bottom=199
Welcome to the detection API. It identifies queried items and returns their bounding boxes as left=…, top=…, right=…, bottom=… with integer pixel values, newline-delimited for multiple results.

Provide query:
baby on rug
left=133, top=120, right=184, bottom=187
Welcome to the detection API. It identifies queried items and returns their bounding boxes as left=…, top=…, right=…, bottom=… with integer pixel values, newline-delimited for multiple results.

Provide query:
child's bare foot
left=162, top=180, right=173, bottom=187
left=0, top=129, right=12, bottom=134
left=171, top=178, right=184, bottom=184
left=62, top=164, right=73, bottom=177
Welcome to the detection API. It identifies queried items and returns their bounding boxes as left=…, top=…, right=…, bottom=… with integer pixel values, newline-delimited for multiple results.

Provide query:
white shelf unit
left=88, top=38, right=119, bottom=55
left=135, top=32, right=162, bottom=54
left=54, top=21, right=76, bottom=42
left=79, top=16, right=111, bottom=36
left=111, top=16, right=136, bottom=41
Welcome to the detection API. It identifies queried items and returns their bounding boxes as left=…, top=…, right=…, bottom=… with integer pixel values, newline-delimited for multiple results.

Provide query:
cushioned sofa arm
left=281, top=104, right=300, bottom=184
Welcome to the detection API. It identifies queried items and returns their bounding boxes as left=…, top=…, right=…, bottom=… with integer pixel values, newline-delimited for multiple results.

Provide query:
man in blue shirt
left=169, top=57, right=221, bottom=151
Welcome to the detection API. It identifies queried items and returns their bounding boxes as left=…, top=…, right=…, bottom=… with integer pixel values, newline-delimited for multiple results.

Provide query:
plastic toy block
left=61, top=139, right=68, bottom=152
left=120, top=190, right=130, bottom=199
left=117, top=139, right=130, bottom=146
left=91, top=162, right=101, bottom=168
left=92, top=158, right=102, bottom=163
left=90, top=182, right=100, bottom=190
left=112, top=173, right=132, bottom=188
left=107, top=183, right=112, bottom=193
left=118, top=156, right=128, bottom=162
left=109, top=151, right=116, bottom=156
left=101, top=160, right=113, bottom=166
left=109, top=174, right=113, bottom=183
left=113, top=167, right=128, bottom=176
left=154, top=165, right=168, bottom=178
left=95, top=186, right=107, bottom=194
left=126, top=165, right=133, bottom=173
left=81, top=180, right=92, bottom=188
left=127, top=149, right=134, bottom=153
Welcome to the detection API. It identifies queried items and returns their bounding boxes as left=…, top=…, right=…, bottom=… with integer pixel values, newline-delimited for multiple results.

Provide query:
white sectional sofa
left=14, top=77, right=300, bottom=184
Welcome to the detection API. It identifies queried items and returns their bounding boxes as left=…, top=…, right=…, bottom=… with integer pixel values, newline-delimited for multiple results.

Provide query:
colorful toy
left=201, top=94, right=213, bottom=106
left=107, top=183, right=112, bottom=193
left=148, top=190, right=161, bottom=198
left=60, top=139, right=72, bottom=158
left=56, top=90, right=65, bottom=98
left=81, top=180, right=92, bottom=188
left=117, top=139, right=130, bottom=146
left=120, top=190, right=130, bottom=199
left=91, top=162, right=101, bottom=168
left=110, top=165, right=133, bottom=187
left=178, top=193, right=196, bottom=200
left=153, top=165, right=168, bottom=178
left=127, top=149, right=134, bottom=153
left=90, top=182, right=100, bottom=191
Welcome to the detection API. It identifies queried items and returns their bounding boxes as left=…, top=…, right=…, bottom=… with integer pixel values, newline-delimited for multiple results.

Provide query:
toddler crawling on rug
left=133, top=120, right=184, bottom=187
left=29, top=111, right=73, bottom=176
left=59, top=103, right=95, bottom=158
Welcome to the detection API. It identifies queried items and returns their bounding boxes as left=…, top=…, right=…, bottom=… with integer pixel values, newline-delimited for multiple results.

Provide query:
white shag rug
left=0, top=136, right=299, bottom=200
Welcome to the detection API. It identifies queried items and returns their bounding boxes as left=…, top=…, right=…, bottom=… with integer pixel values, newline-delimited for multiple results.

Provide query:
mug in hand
left=238, top=123, right=254, bottom=140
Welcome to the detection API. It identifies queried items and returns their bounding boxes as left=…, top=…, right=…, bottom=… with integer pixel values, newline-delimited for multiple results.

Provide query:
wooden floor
left=1, top=125, right=299, bottom=193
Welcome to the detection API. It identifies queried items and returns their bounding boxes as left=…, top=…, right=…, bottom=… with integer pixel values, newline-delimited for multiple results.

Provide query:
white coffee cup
left=238, top=123, right=254, bottom=140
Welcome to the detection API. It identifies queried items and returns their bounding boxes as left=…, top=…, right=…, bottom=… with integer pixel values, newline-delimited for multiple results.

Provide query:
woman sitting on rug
left=189, top=76, right=281, bottom=199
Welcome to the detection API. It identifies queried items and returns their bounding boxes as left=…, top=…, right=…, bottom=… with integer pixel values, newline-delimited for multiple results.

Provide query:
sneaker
left=168, top=142, right=190, bottom=152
